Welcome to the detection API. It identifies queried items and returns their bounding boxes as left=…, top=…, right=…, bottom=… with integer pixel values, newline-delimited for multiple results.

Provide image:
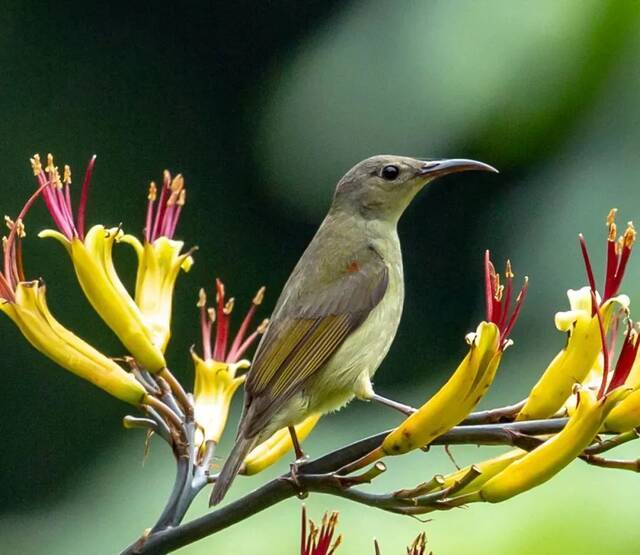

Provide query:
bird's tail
left=210, top=434, right=259, bottom=506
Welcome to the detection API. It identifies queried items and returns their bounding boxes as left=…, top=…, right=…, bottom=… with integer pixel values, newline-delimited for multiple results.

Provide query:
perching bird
left=211, top=155, right=497, bottom=504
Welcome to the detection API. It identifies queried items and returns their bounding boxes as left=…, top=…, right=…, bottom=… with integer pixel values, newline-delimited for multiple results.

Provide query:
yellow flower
left=241, top=413, right=320, bottom=475
left=517, top=288, right=628, bottom=420
left=0, top=187, right=145, bottom=404
left=518, top=210, right=635, bottom=421
left=120, top=173, right=193, bottom=352
left=192, top=280, right=268, bottom=450
left=475, top=386, right=629, bottom=503
left=32, top=154, right=166, bottom=372
left=340, top=253, right=527, bottom=473
left=603, top=325, right=640, bottom=432
left=469, top=298, right=633, bottom=504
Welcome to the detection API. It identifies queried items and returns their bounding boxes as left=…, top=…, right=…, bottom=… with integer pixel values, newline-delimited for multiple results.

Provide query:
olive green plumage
left=211, top=155, right=496, bottom=505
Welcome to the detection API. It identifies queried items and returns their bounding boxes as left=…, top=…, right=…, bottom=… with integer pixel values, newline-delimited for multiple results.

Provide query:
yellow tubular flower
left=605, top=390, right=640, bottom=432
left=120, top=235, right=193, bottom=352
left=32, top=154, right=166, bottom=372
left=40, top=225, right=167, bottom=372
left=473, top=386, right=629, bottom=503
left=603, top=326, right=640, bottom=432
left=517, top=287, right=628, bottom=421
left=119, top=173, right=193, bottom=353
left=381, top=321, right=502, bottom=456
left=193, top=353, right=247, bottom=446
left=0, top=186, right=145, bottom=405
left=241, top=413, right=321, bottom=475
left=2, top=282, right=146, bottom=404
left=397, top=448, right=526, bottom=499
left=192, top=281, right=267, bottom=452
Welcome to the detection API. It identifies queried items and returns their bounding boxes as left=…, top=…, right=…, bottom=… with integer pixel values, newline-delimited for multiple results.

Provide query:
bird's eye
left=380, top=165, right=400, bottom=181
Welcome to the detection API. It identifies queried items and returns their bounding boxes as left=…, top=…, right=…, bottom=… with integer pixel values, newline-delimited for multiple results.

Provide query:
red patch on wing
left=346, top=261, right=360, bottom=273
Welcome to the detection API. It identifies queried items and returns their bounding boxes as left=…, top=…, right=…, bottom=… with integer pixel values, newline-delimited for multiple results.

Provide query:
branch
left=121, top=417, right=570, bottom=555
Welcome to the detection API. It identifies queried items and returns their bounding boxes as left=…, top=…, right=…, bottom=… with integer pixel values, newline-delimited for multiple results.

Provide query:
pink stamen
left=231, top=329, right=262, bottom=362
left=4, top=184, right=47, bottom=290
left=150, top=171, right=171, bottom=242
left=227, top=289, right=264, bottom=362
left=76, top=155, right=96, bottom=240
left=213, top=279, right=229, bottom=361
left=200, top=301, right=212, bottom=361
left=167, top=201, right=183, bottom=239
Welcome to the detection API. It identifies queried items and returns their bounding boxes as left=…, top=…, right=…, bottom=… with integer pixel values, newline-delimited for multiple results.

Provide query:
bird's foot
left=287, top=457, right=310, bottom=499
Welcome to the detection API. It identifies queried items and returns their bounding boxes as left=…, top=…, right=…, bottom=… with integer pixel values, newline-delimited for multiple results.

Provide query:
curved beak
left=418, top=158, right=498, bottom=179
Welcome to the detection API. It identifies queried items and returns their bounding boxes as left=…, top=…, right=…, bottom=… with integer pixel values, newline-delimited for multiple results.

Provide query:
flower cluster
left=390, top=209, right=640, bottom=512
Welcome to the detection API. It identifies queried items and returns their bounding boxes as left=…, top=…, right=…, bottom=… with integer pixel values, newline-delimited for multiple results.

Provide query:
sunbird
left=211, top=155, right=497, bottom=504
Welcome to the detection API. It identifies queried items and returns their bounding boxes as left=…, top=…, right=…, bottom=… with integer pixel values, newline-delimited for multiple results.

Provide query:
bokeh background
left=1, top=1, right=640, bottom=553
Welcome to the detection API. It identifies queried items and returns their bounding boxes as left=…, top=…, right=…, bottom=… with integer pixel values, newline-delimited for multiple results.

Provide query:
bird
left=211, top=155, right=497, bottom=504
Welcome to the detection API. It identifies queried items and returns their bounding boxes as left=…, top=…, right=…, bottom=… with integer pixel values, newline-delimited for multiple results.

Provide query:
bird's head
left=332, top=155, right=497, bottom=223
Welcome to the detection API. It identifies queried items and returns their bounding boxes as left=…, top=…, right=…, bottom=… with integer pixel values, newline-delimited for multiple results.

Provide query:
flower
left=518, top=210, right=633, bottom=421
left=241, top=413, right=321, bottom=475
left=603, top=323, right=640, bottom=432
left=300, top=507, right=342, bottom=555
left=192, top=279, right=268, bottom=449
left=341, top=253, right=527, bottom=472
left=0, top=186, right=145, bottom=404
left=119, top=172, right=194, bottom=352
left=33, top=154, right=167, bottom=372
left=468, top=301, right=633, bottom=504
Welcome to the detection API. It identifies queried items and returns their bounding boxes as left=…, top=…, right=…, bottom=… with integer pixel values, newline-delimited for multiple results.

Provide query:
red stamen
left=604, top=235, right=618, bottom=301
left=484, top=250, right=494, bottom=323
left=592, top=290, right=610, bottom=399
left=579, top=234, right=597, bottom=311
left=150, top=170, right=171, bottom=242
left=198, top=289, right=213, bottom=361
left=608, top=323, right=639, bottom=392
left=76, top=155, right=96, bottom=240
left=227, top=286, right=265, bottom=362
left=610, top=244, right=632, bottom=300
left=496, top=265, right=513, bottom=333
left=502, top=277, right=529, bottom=344
left=213, top=278, right=229, bottom=361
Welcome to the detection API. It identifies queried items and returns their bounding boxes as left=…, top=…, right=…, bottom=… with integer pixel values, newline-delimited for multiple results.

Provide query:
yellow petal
left=478, top=386, right=629, bottom=503
left=193, top=355, right=247, bottom=446
left=518, top=288, right=628, bottom=421
left=381, top=322, right=501, bottom=456
left=3, top=282, right=145, bottom=404
left=42, top=224, right=166, bottom=371
left=242, top=413, right=321, bottom=475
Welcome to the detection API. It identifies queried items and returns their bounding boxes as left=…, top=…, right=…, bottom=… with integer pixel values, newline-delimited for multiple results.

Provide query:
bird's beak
left=418, top=159, right=498, bottom=179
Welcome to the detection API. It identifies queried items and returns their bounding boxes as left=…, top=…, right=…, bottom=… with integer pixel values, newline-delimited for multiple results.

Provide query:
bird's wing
left=243, top=246, right=388, bottom=437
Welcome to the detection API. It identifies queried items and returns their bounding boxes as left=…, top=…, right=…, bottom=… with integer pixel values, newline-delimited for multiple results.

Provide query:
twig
left=120, top=418, right=574, bottom=554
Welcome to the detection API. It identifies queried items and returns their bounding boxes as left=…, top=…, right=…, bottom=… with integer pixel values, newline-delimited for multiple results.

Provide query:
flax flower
left=192, top=279, right=268, bottom=449
left=120, top=171, right=193, bottom=352
left=0, top=186, right=145, bottom=404
left=33, top=154, right=167, bottom=372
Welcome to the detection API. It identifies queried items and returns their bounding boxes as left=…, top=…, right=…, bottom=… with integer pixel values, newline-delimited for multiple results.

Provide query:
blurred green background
left=2, top=0, right=640, bottom=553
